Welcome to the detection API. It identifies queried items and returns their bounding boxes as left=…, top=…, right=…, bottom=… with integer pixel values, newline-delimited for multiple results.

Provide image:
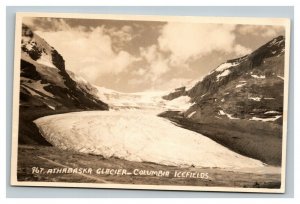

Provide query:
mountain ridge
left=163, top=35, right=285, bottom=124
left=159, top=35, right=286, bottom=165
left=19, top=24, right=108, bottom=145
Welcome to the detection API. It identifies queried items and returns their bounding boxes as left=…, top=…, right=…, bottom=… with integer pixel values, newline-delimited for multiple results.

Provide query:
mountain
left=19, top=24, right=108, bottom=145
left=163, top=36, right=285, bottom=124
left=160, top=36, right=286, bottom=166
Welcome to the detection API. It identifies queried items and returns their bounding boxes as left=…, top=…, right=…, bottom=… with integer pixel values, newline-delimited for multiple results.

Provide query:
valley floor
left=17, top=145, right=281, bottom=188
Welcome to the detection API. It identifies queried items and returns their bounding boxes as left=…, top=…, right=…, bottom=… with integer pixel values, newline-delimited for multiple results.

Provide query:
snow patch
left=249, top=97, right=261, bottom=101
left=22, top=80, right=54, bottom=98
left=216, top=70, right=231, bottom=81
left=164, top=96, right=192, bottom=111
left=250, top=115, right=282, bottom=122
left=251, top=75, right=265, bottom=79
left=218, top=110, right=239, bottom=120
left=264, top=111, right=280, bottom=114
left=32, top=81, right=54, bottom=98
left=187, top=111, right=196, bottom=118
left=227, top=114, right=239, bottom=120
left=236, top=83, right=247, bottom=88
left=277, top=75, right=284, bottom=80
left=201, top=93, right=207, bottom=98
left=46, top=104, right=56, bottom=110
left=268, top=38, right=284, bottom=47
left=36, top=53, right=56, bottom=68
left=215, top=62, right=239, bottom=72
left=218, top=110, right=226, bottom=115
left=25, top=43, right=34, bottom=51
left=22, top=86, right=41, bottom=97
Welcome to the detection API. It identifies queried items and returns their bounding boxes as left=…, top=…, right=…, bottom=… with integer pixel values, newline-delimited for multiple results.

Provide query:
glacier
left=34, top=109, right=265, bottom=170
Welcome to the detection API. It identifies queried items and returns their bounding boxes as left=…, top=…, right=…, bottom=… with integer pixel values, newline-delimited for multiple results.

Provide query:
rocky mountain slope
left=161, top=36, right=286, bottom=166
left=19, top=24, right=108, bottom=145
left=163, top=36, right=285, bottom=124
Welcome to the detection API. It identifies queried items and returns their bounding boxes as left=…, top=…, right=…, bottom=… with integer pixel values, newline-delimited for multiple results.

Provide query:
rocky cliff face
left=164, top=36, right=285, bottom=124
left=19, top=24, right=108, bottom=145
left=20, top=24, right=108, bottom=111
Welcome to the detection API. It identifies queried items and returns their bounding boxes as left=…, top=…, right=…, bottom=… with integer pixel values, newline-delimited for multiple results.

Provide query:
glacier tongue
left=34, top=110, right=264, bottom=170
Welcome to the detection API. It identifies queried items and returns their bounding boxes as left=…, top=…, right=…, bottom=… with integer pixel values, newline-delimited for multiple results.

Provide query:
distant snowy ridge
left=95, top=86, right=192, bottom=111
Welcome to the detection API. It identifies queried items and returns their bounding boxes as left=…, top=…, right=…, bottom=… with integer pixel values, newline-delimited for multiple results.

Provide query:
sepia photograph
left=11, top=13, right=290, bottom=193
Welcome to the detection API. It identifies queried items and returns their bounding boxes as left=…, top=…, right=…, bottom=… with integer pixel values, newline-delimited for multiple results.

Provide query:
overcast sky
left=23, top=17, right=285, bottom=92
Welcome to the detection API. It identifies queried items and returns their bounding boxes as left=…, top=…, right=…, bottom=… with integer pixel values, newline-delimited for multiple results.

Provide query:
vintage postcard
left=11, top=12, right=290, bottom=193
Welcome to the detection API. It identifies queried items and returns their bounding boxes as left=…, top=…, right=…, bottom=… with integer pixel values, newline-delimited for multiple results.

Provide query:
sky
left=23, top=17, right=285, bottom=93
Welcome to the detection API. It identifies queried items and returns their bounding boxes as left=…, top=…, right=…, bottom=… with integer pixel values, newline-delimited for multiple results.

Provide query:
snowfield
left=34, top=110, right=264, bottom=170
left=96, top=86, right=192, bottom=111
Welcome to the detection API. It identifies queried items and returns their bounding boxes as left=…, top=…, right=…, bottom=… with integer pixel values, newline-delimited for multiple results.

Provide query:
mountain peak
left=249, top=35, right=285, bottom=63
left=19, top=23, right=109, bottom=112
left=21, top=24, right=64, bottom=70
left=163, top=35, right=285, bottom=125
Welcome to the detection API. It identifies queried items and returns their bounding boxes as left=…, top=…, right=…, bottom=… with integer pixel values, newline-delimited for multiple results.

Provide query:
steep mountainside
left=95, top=86, right=193, bottom=111
left=19, top=24, right=108, bottom=145
left=160, top=36, right=286, bottom=165
left=20, top=24, right=108, bottom=111
left=164, top=36, right=285, bottom=124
